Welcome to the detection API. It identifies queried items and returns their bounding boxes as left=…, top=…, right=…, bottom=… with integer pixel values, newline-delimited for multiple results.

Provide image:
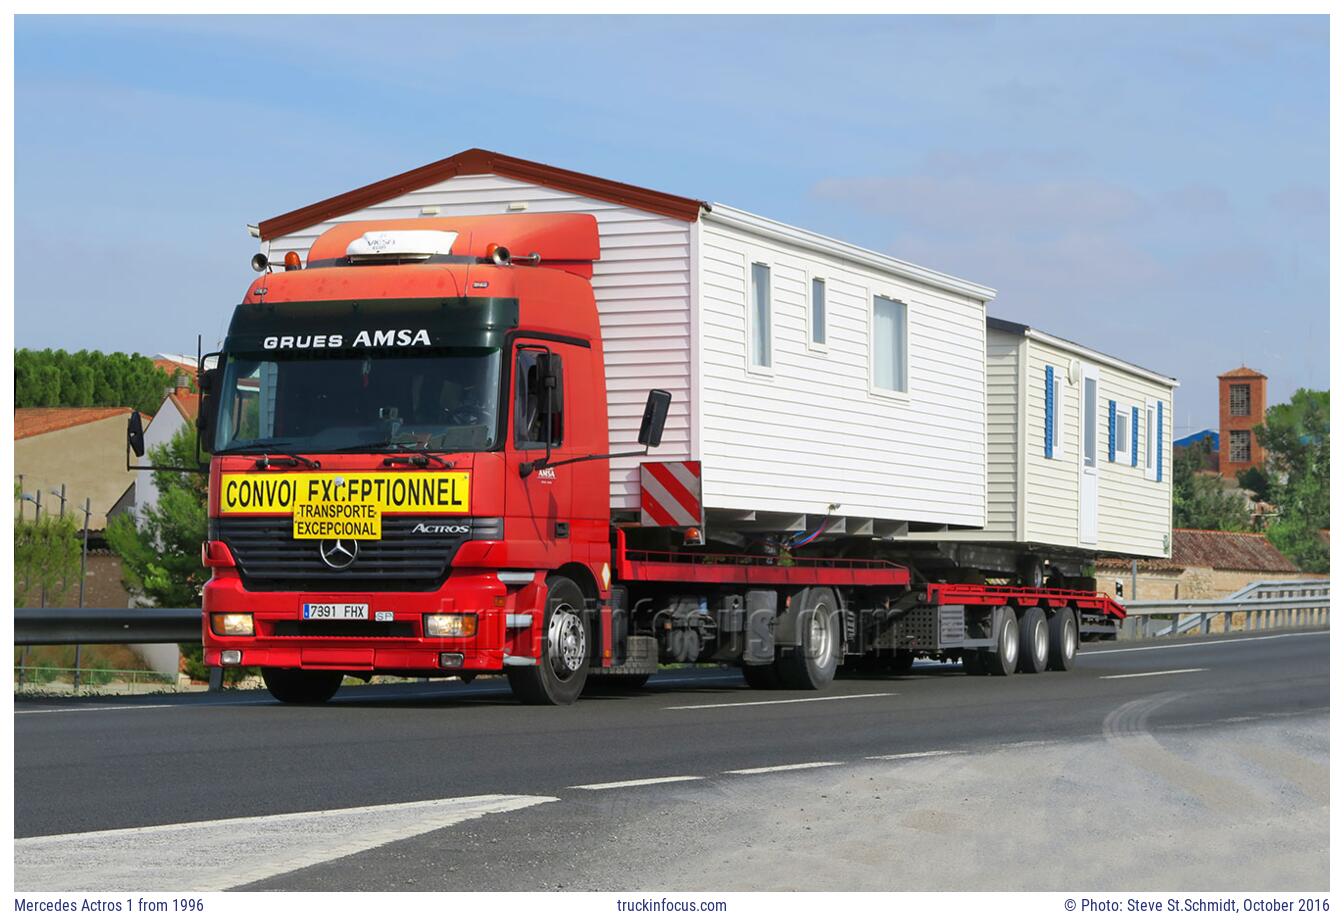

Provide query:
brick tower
left=1218, top=367, right=1267, bottom=479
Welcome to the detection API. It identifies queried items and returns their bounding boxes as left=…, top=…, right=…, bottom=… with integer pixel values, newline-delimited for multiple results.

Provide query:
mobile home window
left=810, top=277, right=827, bottom=346
left=1115, top=410, right=1129, bottom=457
left=872, top=295, right=908, bottom=393
left=1051, top=370, right=1062, bottom=457
left=1083, top=376, right=1098, bottom=469
left=750, top=262, right=772, bottom=369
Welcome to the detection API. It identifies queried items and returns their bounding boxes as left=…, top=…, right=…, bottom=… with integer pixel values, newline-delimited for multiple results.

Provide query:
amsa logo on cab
left=262, top=329, right=433, bottom=350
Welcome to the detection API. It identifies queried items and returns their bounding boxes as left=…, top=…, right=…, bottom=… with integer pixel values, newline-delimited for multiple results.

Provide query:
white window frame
left=807, top=273, right=828, bottom=352
left=869, top=291, right=910, bottom=399
left=746, top=258, right=774, bottom=376
left=1114, top=405, right=1129, bottom=460
left=1144, top=397, right=1158, bottom=481
left=1049, top=367, right=1063, bottom=459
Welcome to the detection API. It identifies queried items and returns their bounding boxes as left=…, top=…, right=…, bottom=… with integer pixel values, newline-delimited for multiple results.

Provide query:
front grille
left=270, top=621, right=418, bottom=638
left=217, top=516, right=501, bottom=592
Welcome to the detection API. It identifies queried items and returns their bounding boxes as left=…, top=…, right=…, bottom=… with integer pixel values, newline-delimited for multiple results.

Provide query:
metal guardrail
left=1120, top=589, right=1331, bottom=640
left=14, top=608, right=201, bottom=645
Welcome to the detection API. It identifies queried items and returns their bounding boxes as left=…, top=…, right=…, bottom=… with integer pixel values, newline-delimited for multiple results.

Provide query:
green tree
left=1257, top=388, right=1329, bottom=572
left=14, top=490, right=83, bottom=606
left=14, top=349, right=171, bottom=414
left=1172, top=446, right=1252, bottom=531
left=105, top=425, right=217, bottom=679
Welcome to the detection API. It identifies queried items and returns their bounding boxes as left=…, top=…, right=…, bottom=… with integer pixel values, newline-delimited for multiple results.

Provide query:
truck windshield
left=214, top=349, right=502, bottom=454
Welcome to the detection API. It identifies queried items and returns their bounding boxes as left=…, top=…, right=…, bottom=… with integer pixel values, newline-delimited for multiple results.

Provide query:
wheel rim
left=1064, top=616, right=1077, bottom=659
left=1001, top=614, right=1018, bottom=665
left=1033, top=618, right=1048, bottom=663
left=807, top=605, right=834, bottom=667
left=547, top=602, right=586, bottom=678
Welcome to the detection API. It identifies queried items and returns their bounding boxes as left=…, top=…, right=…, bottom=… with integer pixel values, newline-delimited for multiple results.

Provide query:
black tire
left=1017, top=606, right=1049, bottom=673
left=775, top=587, right=842, bottom=690
left=1048, top=606, right=1080, bottom=671
left=584, top=673, right=651, bottom=692
left=506, top=575, right=591, bottom=705
left=1018, top=556, right=1044, bottom=588
left=962, top=652, right=987, bottom=676
left=261, top=668, right=343, bottom=704
left=984, top=607, right=1020, bottom=676
left=742, top=662, right=781, bottom=689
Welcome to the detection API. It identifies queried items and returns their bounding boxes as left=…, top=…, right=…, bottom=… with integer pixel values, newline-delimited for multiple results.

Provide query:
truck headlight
left=211, top=613, right=254, bottom=636
left=424, top=613, right=477, bottom=638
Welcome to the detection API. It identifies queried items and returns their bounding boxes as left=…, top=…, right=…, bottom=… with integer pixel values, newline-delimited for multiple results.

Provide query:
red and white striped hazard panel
left=640, top=461, right=703, bottom=528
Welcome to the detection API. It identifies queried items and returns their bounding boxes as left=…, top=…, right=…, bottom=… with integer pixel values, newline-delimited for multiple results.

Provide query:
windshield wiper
left=382, top=449, right=454, bottom=469
left=255, top=452, right=321, bottom=470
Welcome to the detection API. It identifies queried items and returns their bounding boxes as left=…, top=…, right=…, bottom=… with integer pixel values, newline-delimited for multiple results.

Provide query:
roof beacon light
left=486, top=243, right=511, bottom=266
left=346, top=229, right=459, bottom=263
left=283, top=251, right=302, bottom=271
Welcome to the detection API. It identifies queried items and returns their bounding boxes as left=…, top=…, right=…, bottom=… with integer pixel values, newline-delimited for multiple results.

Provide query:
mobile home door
left=1079, top=364, right=1099, bottom=545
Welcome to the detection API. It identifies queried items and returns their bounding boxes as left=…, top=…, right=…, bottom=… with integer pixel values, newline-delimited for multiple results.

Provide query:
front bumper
left=202, top=568, right=544, bottom=672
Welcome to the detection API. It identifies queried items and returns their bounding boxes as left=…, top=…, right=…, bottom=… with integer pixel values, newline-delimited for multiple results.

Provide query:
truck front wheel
left=261, top=668, right=343, bottom=704
left=507, top=575, right=590, bottom=705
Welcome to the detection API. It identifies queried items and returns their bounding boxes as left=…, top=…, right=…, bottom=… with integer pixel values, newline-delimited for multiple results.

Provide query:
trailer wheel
left=775, top=587, right=842, bottom=690
left=1048, top=607, right=1079, bottom=671
left=506, top=575, right=590, bottom=705
left=1017, top=607, right=1049, bottom=673
left=984, top=607, right=1020, bottom=676
left=261, top=668, right=343, bottom=704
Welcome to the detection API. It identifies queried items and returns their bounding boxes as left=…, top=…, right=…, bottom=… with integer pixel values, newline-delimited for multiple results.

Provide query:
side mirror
left=637, top=389, right=672, bottom=448
left=127, top=412, right=146, bottom=458
left=535, top=353, right=561, bottom=413
left=197, top=367, right=221, bottom=454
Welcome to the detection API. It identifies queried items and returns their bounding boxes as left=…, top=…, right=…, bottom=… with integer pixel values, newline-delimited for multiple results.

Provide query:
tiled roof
left=168, top=392, right=200, bottom=422
left=1100, top=529, right=1298, bottom=574
left=1219, top=366, right=1266, bottom=379
left=14, top=407, right=136, bottom=440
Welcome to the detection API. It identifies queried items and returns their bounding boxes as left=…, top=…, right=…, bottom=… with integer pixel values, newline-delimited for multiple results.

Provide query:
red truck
left=128, top=213, right=1124, bottom=705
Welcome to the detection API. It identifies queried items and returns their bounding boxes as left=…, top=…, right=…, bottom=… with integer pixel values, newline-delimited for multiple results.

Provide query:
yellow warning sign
left=292, top=502, right=382, bottom=540
left=219, top=471, right=469, bottom=515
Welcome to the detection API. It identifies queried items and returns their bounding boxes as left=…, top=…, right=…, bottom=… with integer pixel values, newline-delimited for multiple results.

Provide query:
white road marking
left=865, top=750, right=966, bottom=761
left=1099, top=668, right=1208, bottom=680
left=664, top=692, right=894, bottom=711
left=569, top=775, right=703, bottom=790
left=1080, top=631, right=1327, bottom=656
left=724, top=761, right=843, bottom=775
left=15, top=793, right=557, bottom=891
left=16, top=703, right=185, bottom=715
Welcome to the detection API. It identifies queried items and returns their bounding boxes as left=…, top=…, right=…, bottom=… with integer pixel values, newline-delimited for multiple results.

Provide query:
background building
left=1218, top=366, right=1267, bottom=479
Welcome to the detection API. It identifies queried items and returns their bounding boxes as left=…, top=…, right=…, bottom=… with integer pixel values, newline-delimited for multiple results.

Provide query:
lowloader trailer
left=129, top=206, right=1128, bottom=706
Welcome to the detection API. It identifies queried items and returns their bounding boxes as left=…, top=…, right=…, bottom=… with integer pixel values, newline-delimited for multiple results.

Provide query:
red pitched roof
left=154, top=358, right=196, bottom=380
left=1218, top=366, right=1266, bottom=379
left=168, top=391, right=200, bottom=422
left=258, top=148, right=706, bottom=241
left=15, top=407, right=136, bottom=439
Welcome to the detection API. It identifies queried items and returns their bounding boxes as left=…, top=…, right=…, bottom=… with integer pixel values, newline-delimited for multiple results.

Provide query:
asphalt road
left=14, top=629, right=1329, bottom=890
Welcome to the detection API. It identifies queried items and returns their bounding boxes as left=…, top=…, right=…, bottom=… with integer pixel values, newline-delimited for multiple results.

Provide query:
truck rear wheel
left=507, top=575, right=590, bottom=705
left=261, top=668, right=343, bottom=704
left=1017, top=607, right=1049, bottom=673
left=1048, top=607, right=1079, bottom=671
left=776, top=587, right=841, bottom=690
left=984, top=607, right=1019, bottom=676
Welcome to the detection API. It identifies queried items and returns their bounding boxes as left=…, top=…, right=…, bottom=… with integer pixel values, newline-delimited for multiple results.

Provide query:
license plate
left=302, top=603, right=369, bottom=620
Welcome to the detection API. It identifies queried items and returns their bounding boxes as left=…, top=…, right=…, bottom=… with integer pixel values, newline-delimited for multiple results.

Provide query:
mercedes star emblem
left=319, top=539, right=359, bottom=570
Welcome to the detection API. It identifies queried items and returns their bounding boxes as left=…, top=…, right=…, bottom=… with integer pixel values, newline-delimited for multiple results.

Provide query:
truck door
left=505, top=342, right=574, bottom=563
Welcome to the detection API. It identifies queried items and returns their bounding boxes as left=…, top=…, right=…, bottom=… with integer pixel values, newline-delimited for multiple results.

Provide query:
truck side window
left=515, top=349, right=563, bottom=448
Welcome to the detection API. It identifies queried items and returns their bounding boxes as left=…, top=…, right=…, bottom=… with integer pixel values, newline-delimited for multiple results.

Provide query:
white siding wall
left=133, top=400, right=188, bottom=521
left=264, top=174, right=693, bottom=510
left=696, top=218, right=987, bottom=528
left=1022, top=337, right=1174, bottom=557
left=983, top=330, right=1020, bottom=540
left=1023, top=339, right=1081, bottom=548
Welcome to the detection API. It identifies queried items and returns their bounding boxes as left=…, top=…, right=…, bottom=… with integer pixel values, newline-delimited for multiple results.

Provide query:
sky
left=14, top=14, right=1329, bottom=433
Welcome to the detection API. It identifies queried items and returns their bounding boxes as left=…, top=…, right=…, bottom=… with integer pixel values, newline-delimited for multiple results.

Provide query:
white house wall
left=695, top=217, right=988, bottom=529
left=133, top=401, right=189, bottom=520
left=263, top=174, right=693, bottom=511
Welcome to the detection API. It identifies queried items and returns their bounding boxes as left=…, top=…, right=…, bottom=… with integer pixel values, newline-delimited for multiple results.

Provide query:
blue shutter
left=1157, top=400, right=1164, bottom=482
left=1108, top=400, right=1116, bottom=462
left=1131, top=406, right=1139, bottom=466
left=1044, top=366, right=1054, bottom=458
